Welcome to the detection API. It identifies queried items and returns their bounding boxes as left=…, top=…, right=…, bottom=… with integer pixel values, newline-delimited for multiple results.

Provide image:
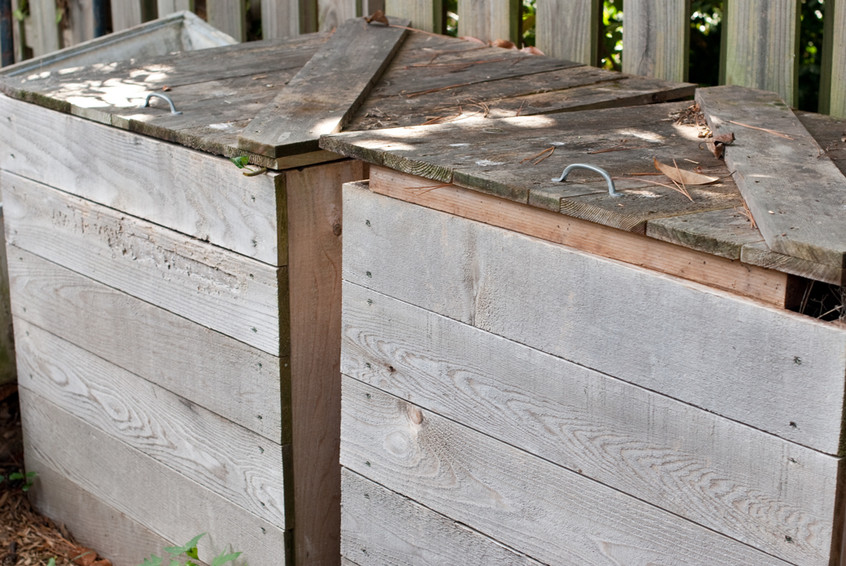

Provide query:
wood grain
left=341, top=468, right=544, bottom=566
left=26, top=460, right=178, bottom=566
left=385, top=0, right=441, bottom=32
left=0, top=95, right=284, bottom=265
left=286, top=161, right=363, bottom=566
left=341, top=183, right=846, bottom=454
left=20, top=388, right=290, bottom=566
left=341, top=281, right=840, bottom=565
left=341, top=378, right=795, bottom=566
left=110, top=0, right=144, bottom=32
left=0, top=208, right=14, bottom=387
left=723, top=0, right=799, bottom=106
left=262, top=0, right=301, bottom=38
left=206, top=0, right=246, bottom=41
left=367, top=170, right=789, bottom=306
left=826, top=0, right=846, bottom=117
left=7, top=247, right=284, bottom=441
left=29, top=0, right=59, bottom=56
left=622, top=0, right=689, bottom=82
left=457, top=0, right=519, bottom=44
left=697, top=85, right=846, bottom=275
left=317, top=0, right=358, bottom=31
left=536, top=0, right=599, bottom=65
left=157, top=0, right=193, bottom=15
left=15, top=318, right=289, bottom=526
left=238, top=18, right=409, bottom=159
left=2, top=172, right=285, bottom=355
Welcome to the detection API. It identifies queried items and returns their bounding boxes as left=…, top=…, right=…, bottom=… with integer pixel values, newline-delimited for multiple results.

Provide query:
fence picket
left=823, top=0, right=846, bottom=117
left=261, top=0, right=301, bottom=37
left=537, top=0, right=600, bottom=65
left=29, top=0, right=59, bottom=55
left=458, top=0, right=519, bottom=43
left=386, top=0, right=440, bottom=32
left=110, top=0, right=144, bottom=32
left=317, top=0, right=357, bottom=30
left=724, top=0, right=799, bottom=106
left=157, top=0, right=194, bottom=16
left=623, top=0, right=689, bottom=82
left=206, top=0, right=246, bottom=41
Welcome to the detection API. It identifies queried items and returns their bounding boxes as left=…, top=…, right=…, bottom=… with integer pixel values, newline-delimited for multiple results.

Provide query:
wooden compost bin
left=323, top=86, right=846, bottom=566
left=0, top=15, right=695, bottom=566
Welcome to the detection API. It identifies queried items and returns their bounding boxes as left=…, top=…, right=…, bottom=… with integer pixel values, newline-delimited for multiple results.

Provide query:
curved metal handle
left=143, top=92, right=182, bottom=115
left=552, top=163, right=619, bottom=197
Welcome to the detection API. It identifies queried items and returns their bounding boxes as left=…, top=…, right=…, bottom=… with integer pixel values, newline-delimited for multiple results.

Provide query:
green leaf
left=55, top=8, right=63, bottom=24
left=139, top=555, right=163, bottom=566
left=12, top=8, right=25, bottom=21
left=47, top=559, right=56, bottom=566
left=168, top=560, right=179, bottom=566
left=9, top=471, right=23, bottom=481
left=165, top=533, right=206, bottom=556
left=211, top=551, right=242, bottom=566
left=186, top=545, right=200, bottom=559
left=230, top=156, right=249, bottom=169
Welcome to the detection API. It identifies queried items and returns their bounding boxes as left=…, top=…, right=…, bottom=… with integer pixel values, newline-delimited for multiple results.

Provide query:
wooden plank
left=536, top=0, right=599, bottom=65
left=0, top=94, right=284, bottom=265
left=29, top=0, right=59, bottom=56
left=341, top=183, right=846, bottom=454
left=384, top=0, right=440, bottom=32
left=262, top=0, right=301, bottom=38
left=27, top=460, right=178, bottom=566
left=0, top=207, right=14, bottom=387
left=207, top=0, right=246, bottom=42
left=111, top=0, right=144, bottom=32
left=367, top=171, right=790, bottom=306
left=1, top=172, right=285, bottom=355
left=286, top=161, right=364, bottom=566
left=723, top=0, right=799, bottom=106
left=157, top=0, right=194, bottom=15
left=7, top=247, right=284, bottom=441
left=622, top=0, right=689, bottom=82
left=238, top=18, right=409, bottom=159
left=341, top=468, right=544, bottom=566
left=20, top=388, right=290, bottom=566
left=341, top=378, right=796, bottom=566
left=341, top=281, right=841, bottom=564
left=697, top=85, right=846, bottom=276
left=318, top=0, right=358, bottom=31
left=15, top=318, right=289, bottom=526
left=457, top=0, right=519, bottom=43
left=825, top=0, right=846, bottom=117
left=646, top=208, right=765, bottom=260
left=65, top=0, right=95, bottom=46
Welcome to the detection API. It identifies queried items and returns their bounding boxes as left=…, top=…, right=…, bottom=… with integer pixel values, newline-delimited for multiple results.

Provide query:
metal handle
left=552, top=163, right=619, bottom=197
left=143, top=92, right=182, bottom=115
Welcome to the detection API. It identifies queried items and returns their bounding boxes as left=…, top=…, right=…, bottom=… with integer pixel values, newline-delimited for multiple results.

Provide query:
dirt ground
left=0, top=385, right=110, bottom=566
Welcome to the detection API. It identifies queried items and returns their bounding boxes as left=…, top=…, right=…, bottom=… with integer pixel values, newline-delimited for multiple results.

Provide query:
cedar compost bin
left=322, top=86, right=846, bottom=566
left=0, top=14, right=697, bottom=565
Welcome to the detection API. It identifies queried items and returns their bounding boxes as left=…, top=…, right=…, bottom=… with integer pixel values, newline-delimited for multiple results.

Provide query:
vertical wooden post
left=723, top=0, right=799, bottom=106
left=262, top=0, right=301, bottom=37
left=111, top=0, right=144, bottom=32
left=821, top=0, right=846, bottom=116
left=537, top=0, right=600, bottom=65
left=29, top=0, right=59, bottom=55
left=457, top=0, right=519, bottom=43
left=622, top=0, right=689, bottom=82
left=207, top=0, right=246, bottom=41
left=317, top=0, right=357, bottom=31
left=157, top=0, right=194, bottom=17
left=385, top=0, right=441, bottom=32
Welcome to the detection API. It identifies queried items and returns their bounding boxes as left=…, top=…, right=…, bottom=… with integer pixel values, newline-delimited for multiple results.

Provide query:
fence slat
left=207, top=0, right=246, bottom=41
left=66, top=0, right=96, bottom=45
left=724, top=0, right=799, bottom=106
left=157, top=0, right=194, bottom=17
left=262, top=0, right=300, bottom=37
left=386, top=0, right=440, bottom=32
left=623, top=0, right=689, bottom=82
left=29, top=0, right=59, bottom=55
left=317, top=0, right=357, bottom=30
left=537, top=0, right=600, bottom=65
left=825, top=0, right=846, bottom=117
left=457, top=0, right=518, bottom=43
left=110, top=0, right=144, bottom=32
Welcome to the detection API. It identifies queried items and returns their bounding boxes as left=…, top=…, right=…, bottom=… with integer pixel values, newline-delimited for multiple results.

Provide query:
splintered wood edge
left=237, top=18, right=410, bottom=159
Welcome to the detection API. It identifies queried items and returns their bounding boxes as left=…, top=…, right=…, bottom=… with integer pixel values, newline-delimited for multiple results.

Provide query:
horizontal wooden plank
left=20, top=388, right=290, bottom=566
left=697, top=86, right=846, bottom=274
left=341, top=183, right=846, bottom=454
left=341, top=378, right=794, bottom=565
left=367, top=170, right=790, bottom=306
left=15, top=318, right=289, bottom=526
left=1, top=171, right=285, bottom=355
left=0, top=94, right=284, bottom=266
left=6, top=247, right=285, bottom=441
left=341, top=468, right=544, bottom=566
left=27, top=460, right=179, bottom=566
left=238, top=18, right=410, bottom=159
left=341, top=281, right=840, bottom=564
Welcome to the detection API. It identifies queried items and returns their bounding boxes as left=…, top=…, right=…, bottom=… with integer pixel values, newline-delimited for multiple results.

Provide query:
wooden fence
left=2, top=0, right=846, bottom=116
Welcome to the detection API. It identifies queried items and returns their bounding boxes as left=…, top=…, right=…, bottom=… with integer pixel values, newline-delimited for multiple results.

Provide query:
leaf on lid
left=653, top=157, right=718, bottom=185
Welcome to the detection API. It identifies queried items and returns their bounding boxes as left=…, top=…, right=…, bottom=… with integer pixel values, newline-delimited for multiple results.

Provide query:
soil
left=0, top=386, right=110, bottom=566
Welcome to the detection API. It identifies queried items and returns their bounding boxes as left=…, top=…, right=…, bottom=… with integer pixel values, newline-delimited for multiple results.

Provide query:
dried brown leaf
left=713, top=132, right=735, bottom=144
left=653, top=157, right=718, bottom=186
left=459, top=35, right=487, bottom=45
left=520, top=46, right=544, bottom=55
left=705, top=140, right=724, bottom=159
left=364, top=10, right=389, bottom=25
left=490, top=39, right=517, bottom=49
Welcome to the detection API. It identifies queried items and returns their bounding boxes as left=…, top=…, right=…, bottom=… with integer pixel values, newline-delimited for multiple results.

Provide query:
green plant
left=0, top=469, right=37, bottom=491
left=138, top=533, right=242, bottom=566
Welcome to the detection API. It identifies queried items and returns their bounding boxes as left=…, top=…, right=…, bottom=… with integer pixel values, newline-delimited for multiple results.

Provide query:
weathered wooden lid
left=321, top=86, right=846, bottom=285
left=0, top=16, right=695, bottom=170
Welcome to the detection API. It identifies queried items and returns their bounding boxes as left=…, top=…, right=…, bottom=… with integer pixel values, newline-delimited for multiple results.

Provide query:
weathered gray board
left=339, top=181, right=846, bottom=565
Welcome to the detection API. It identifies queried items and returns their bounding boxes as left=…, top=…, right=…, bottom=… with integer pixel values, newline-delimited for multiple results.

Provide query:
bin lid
left=0, top=16, right=696, bottom=170
left=321, top=85, right=846, bottom=285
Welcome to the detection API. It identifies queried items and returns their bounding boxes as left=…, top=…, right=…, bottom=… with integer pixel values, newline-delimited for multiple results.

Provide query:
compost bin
left=322, top=85, right=846, bottom=565
left=0, top=14, right=696, bottom=565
